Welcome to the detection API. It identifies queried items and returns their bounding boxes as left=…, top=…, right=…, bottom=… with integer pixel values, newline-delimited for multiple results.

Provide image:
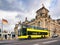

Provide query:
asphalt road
left=0, top=37, right=60, bottom=45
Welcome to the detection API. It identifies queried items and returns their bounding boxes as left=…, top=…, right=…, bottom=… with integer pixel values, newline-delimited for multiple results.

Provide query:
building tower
left=36, top=4, right=49, bottom=28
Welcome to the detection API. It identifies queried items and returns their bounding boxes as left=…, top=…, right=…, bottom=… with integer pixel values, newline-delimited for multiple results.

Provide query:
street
left=0, top=37, right=60, bottom=45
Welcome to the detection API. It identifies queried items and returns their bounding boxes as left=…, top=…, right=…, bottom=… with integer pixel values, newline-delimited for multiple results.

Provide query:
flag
left=2, top=19, right=8, bottom=24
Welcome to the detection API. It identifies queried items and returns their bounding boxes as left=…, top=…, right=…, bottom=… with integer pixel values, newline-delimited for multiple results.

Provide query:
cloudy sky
left=0, top=0, right=60, bottom=32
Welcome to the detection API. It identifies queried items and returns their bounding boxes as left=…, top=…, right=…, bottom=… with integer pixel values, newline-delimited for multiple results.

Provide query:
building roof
left=36, top=5, right=49, bottom=13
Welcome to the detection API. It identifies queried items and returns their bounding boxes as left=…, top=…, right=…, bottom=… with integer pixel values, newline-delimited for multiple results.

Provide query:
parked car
left=52, top=34, right=59, bottom=38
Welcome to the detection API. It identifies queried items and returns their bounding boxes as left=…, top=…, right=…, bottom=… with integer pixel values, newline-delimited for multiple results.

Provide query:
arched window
left=38, top=21, right=41, bottom=26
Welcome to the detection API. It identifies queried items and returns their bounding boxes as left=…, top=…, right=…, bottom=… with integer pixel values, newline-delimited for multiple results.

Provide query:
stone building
left=14, top=5, right=60, bottom=37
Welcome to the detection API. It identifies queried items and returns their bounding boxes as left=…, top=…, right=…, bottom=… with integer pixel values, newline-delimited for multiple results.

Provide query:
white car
left=52, top=34, right=59, bottom=38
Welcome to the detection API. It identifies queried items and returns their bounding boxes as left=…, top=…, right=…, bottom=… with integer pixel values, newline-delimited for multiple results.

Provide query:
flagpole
left=2, top=19, right=3, bottom=32
left=1, top=18, right=3, bottom=40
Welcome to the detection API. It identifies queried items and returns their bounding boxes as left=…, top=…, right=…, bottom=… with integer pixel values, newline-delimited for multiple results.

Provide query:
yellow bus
left=18, top=25, right=50, bottom=39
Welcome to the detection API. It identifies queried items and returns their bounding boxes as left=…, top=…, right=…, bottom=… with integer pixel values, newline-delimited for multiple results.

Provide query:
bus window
left=32, top=32, right=37, bottom=35
left=44, top=32, right=48, bottom=35
left=27, top=25, right=31, bottom=28
left=37, top=32, right=48, bottom=35
left=28, top=31, right=37, bottom=35
left=37, top=32, right=41, bottom=35
left=21, top=28, right=27, bottom=36
left=28, top=31, right=32, bottom=35
left=40, top=32, right=48, bottom=35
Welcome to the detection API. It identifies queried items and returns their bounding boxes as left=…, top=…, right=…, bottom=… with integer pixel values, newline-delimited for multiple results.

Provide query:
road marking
left=0, top=42, right=4, bottom=43
left=43, top=40, right=58, bottom=44
left=33, top=44, right=39, bottom=45
left=17, top=38, right=56, bottom=44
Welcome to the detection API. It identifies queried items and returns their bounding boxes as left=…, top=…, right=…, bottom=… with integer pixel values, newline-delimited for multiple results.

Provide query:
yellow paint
left=18, top=35, right=28, bottom=39
left=27, top=28, right=48, bottom=32
left=31, top=35, right=41, bottom=38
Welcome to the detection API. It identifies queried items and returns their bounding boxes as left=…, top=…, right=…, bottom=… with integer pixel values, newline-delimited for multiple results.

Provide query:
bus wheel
left=28, top=36, right=31, bottom=39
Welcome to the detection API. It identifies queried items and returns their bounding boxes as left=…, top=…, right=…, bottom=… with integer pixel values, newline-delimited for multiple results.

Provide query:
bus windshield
left=18, top=26, right=27, bottom=36
left=21, top=28, right=27, bottom=35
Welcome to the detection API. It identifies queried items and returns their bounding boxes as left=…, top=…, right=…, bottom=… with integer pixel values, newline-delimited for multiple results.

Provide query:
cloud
left=49, top=0, right=60, bottom=19
left=0, top=0, right=52, bottom=12
left=0, top=0, right=24, bottom=12
left=15, top=0, right=53, bottom=21
left=0, top=10, right=19, bottom=31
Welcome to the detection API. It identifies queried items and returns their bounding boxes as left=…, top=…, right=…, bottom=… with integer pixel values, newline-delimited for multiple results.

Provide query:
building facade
left=14, top=5, right=60, bottom=37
